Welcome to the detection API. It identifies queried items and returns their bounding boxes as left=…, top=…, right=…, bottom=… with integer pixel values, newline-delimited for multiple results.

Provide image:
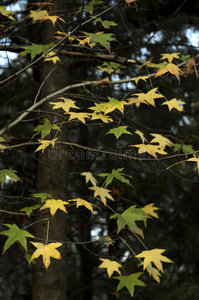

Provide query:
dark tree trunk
left=31, top=3, right=69, bottom=300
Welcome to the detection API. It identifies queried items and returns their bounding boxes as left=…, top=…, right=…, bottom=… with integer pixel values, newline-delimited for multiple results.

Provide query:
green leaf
left=106, top=126, right=132, bottom=139
left=114, top=273, right=145, bottom=297
left=83, top=31, right=116, bottom=52
left=180, top=54, right=190, bottom=62
left=98, top=168, right=133, bottom=187
left=97, top=62, right=126, bottom=74
left=30, top=193, right=52, bottom=203
left=0, top=224, right=34, bottom=254
left=110, top=206, right=150, bottom=238
left=32, top=118, right=60, bottom=139
left=171, top=143, right=195, bottom=154
left=20, top=204, right=41, bottom=217
left=94, top=18, right=117, bottom=29
left=19, top=43, right=54, bottom=60
left=0, top=169, right=21, bottom=187
left=76, top=0, right=104, bottom=15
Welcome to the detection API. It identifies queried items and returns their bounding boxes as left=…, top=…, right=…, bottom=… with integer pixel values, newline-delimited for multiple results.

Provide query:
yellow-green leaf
left=98, top=258, right=122, bottom=278
left=89, top=186, right=114, bottom=206
left=81, top=172, right=98, bottom=186
left=141, top=203, right=160, bottom=219
left=30, top=242, right=62, bottom=270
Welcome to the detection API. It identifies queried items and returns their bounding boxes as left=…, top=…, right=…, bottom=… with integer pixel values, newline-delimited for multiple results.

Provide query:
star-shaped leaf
left=130, top=76, right=149, bottom=85
left=50, top=97, right=79, bottom=113
left=81, top=172, right=98, bottom=186
left=141, top=203, right=160, bottom=219
left=98, top=168, right=132, bottom=187
left=29, top=10, right=49, bottom=22
left=20, top=204, right=41, bottom=217
left=160, top=52, right=180, bottom=63
left=68, top=198, right=93, bottom=213
left=106, top=126, right=132, bottom=139
left=114, top=273, right=145, bottom=297
left=0, top=224, right=34, bottom=254
left=135, top=249, right=173, bottom=272
left=40, top=199, right=69, bottom=217
left=82, top=31, right=116, bottom=52
left=68, top=112, right=90, bottom=124
left=187, top=157, right=199, bottom=173
left=30, top=193, right=52, bottom=203
left=155, top=63, right=183, bottom=82
left=98, top=258, right=122, bottom=278
left=32, top=118, right=60, bottom=139
left=30, top=242, right=62, bottom=270
left=104, top=97, right=128, bottom=114
left=128, top=88, right=164, bottom=107
left=35, top=138, right=58, bottom=153
left=150, top=134, right=172, bottom=150
left=19, top=43, right=54, bottom=61
left=110, top=206, right=150, bottom=238
left=90, top=112, right=113, bottom=123
left=89, top=186, right=114, bottom=206
left=131, top=144, right=167, bottom=158
left=161, top=98, right=185, bottom=112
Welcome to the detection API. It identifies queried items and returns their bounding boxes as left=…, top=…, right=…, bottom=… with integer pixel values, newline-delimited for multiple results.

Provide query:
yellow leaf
left=44, top=51, right=60, bottom=64
left=160, top=52, right=180, bottom=63
left=29, top=10, right=49, bottom=21
left=68, top=198, right=93, bottom=213
left=131, top=144, right=167, bottom=158
left=81, top=172, right=98, bottom=186
left=68, top=112, right=91, bottom=124
left=0, top=6, right=15, bottom=21
left=145, top=263, right=162, bottom=283
left=98, top=258, right=122, bottom=278
left=150, top=134, right=172, bottom=150
left=135, top=249, right=173, bottom=272
left=134, top=130, right=147, bottom=143
left=187, top=157, right=199, bottom=173
left=35, top=15, right=66, bottom=26
left=130, top=76, right=149, bottom=85
left=89, top=186, right=114, bottom=206
left=161, top=98, right=185, bottom=112
left=155, top=63, right=183, bottom=82
left=50, top=97, right=79, bottom=113
left=141, top=203, right=160, bottom=219
left=127, top=88, right=164, bottom=107
left=90, top=112, right=113, bottom=123
left=40, top=199, right=69, bottom=217
left=77, top=36, right=95, bottom=48
left=35, top=138, right=58, bottom=153
left=30, top=242, right=62, bottom=270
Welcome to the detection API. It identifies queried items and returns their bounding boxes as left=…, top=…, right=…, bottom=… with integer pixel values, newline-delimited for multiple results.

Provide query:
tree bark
left=31, top=4, right=69, bottom=300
